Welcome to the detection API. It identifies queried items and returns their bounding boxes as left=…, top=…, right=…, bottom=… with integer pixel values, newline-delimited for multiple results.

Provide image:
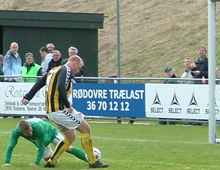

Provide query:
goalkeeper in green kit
left=2, top=118, right=88, bottom=167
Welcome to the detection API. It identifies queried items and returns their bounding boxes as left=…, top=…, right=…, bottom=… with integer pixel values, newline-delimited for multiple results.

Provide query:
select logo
left=150, top=92, right=163, bottom=114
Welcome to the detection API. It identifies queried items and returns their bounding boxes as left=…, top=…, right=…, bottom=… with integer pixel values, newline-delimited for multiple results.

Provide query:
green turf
left=1, top=118, right=220, bottom=170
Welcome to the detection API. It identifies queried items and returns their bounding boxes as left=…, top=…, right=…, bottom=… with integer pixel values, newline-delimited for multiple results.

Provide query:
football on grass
left=93, top=147, right=101, bottom=161
left=85, top=147, right=102, bottom=161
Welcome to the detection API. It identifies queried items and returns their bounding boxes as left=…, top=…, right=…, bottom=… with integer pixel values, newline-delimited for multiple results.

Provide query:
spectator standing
left=0, top=54, right=3, bottom=66
left=39, top=46, right=52, bottom=74
left=3, top=42, right=22, bottom=82
left=46, top=43, right=55, bottom=53
left=0, top=65, right=3, bottom=81
left=61, top=46, right=85, bottom=82
left=189, top=45, right=208, bottom=125
left=46, top=50, right=63, bottom=72
left=181, top=58, right=196, bottom=125
left=61, top=46, right=78, bottom=64
left=164, top=67, right=180, bottom=84
left=181, top=57, right=194, bottom=84
left=216, top=68, right=220, bottom=84
left=191, top=45, right=208, bottom=84
left=159, top=67, right=180, bottom=125
left=21, top=53, right=42, bottom=82
left=0, top=54, right=4, bottom=82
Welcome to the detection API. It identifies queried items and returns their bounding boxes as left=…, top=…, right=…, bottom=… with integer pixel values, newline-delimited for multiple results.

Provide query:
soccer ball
left=93, top=147, right=101, bottom=161
left=216, top=138, right=220, bottom=144
left=85, top=147, right=102, bottom=161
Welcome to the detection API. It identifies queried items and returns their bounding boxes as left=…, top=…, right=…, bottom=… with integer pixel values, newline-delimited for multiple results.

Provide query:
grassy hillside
left=1, top=0, right=220, bottom=78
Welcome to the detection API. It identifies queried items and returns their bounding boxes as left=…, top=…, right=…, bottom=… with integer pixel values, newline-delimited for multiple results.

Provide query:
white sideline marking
left=147, top=161, right=220, bottom=169
left=1, top=131, right=11, bottom=134
left=88, top=121, right=152, bottom=125
left=93, top=136, right=207, bottom=145
left=1, top=131, right=208, bottom=145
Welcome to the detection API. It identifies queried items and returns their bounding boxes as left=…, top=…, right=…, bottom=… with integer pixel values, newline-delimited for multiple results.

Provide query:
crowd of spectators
left=0, top=43, right=211, bottom=125
left=161, top=45, right=209, bottom=125
left=0, top=43, right=209, bottom=85
left=0, top=42, right=85, bottom=83
left=164, top=45, right=208, bottom=85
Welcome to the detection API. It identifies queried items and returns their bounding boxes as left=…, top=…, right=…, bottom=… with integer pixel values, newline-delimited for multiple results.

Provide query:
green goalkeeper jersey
left=4, top=118, right=58, bottom=165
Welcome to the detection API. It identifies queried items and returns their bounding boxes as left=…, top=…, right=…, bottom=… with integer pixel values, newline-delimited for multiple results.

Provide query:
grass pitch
left=1, top=118, right=220, bottom=170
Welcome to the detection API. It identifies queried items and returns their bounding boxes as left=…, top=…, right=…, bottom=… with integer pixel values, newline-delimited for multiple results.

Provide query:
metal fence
left=0, top=75, right=216, bottom=84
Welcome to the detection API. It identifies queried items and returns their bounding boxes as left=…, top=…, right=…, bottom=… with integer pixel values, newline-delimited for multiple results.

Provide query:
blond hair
left=199, top=45, right=207, bottom=52
left=68, top=55, right=83, bottom=67
left=185, top=57, right=191, bottom=60
left=184, top=57, right=192, bottom=62
left=52, top=50, right=61, bottom=56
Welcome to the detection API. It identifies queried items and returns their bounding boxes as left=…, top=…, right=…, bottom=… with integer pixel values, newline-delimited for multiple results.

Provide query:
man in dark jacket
left=164, top=67, right=180, bottom=84
left=46, top=50, right=63, bottom=73
left=61, top=47, right=85, bottom=82
left=0, top=54, right=3, bottom=82
left=160, top=67, right=180, bottom=125
left=191, top=45, right=208, bottom=84
left=0, top=64, right=4, bottom=82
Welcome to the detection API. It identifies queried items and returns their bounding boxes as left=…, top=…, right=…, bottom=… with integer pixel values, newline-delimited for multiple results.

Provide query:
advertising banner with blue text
left=72, top=83, right=146, bottom=117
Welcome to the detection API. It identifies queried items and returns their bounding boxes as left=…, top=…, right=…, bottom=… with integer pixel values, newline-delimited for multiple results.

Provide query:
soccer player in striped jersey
left=22, top=55, right=108, bottom=168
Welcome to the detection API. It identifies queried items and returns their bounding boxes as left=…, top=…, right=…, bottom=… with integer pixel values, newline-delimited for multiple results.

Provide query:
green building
left=0, top=10, right=104, bottom=77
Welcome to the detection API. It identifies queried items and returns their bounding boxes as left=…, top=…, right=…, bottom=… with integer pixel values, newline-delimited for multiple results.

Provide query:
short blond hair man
left=181, top=57, right=194, bottom=84
left=22, top=55, right=108, bottom=168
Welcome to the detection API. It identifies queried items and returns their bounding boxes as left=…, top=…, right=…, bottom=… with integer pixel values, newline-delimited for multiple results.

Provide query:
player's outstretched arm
left=23, top=74, right=47, bottom=101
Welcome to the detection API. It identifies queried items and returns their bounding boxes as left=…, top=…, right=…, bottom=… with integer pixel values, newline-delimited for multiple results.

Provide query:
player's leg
left=66, top=146, right=88, bottom=163
left=45, top=110, right=78, bottom=167
left=77, top=120, right=108, bottom=168
left=43, top=145, right=53, bottom=161
left=47, top=109, right=108, bottom=168
left=52, top=132, right=88, bottom=162
left=76, top=120, right=95, bottom=163
left=45, top=130, right=75, bottom=167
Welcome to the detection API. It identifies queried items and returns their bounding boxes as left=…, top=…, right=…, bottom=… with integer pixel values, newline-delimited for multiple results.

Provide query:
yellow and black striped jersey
left=24, top=65, right=72, bottom=113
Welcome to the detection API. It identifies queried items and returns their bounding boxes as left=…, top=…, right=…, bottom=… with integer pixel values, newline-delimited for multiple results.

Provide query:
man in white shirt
left=39, top=46, right=52, bottom=74
left=181, top=57, right=194, bottom=84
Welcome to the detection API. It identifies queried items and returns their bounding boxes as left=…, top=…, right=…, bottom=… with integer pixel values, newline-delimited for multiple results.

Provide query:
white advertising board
left=3, top=83, right=46, bottom=115
left=0, top=84, right=5, bottom=113
left=1, top=82, right=73, bottom=115
left=1, top=82, right=220, bottom=120
left=145, top=84, right=220, bottom=120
